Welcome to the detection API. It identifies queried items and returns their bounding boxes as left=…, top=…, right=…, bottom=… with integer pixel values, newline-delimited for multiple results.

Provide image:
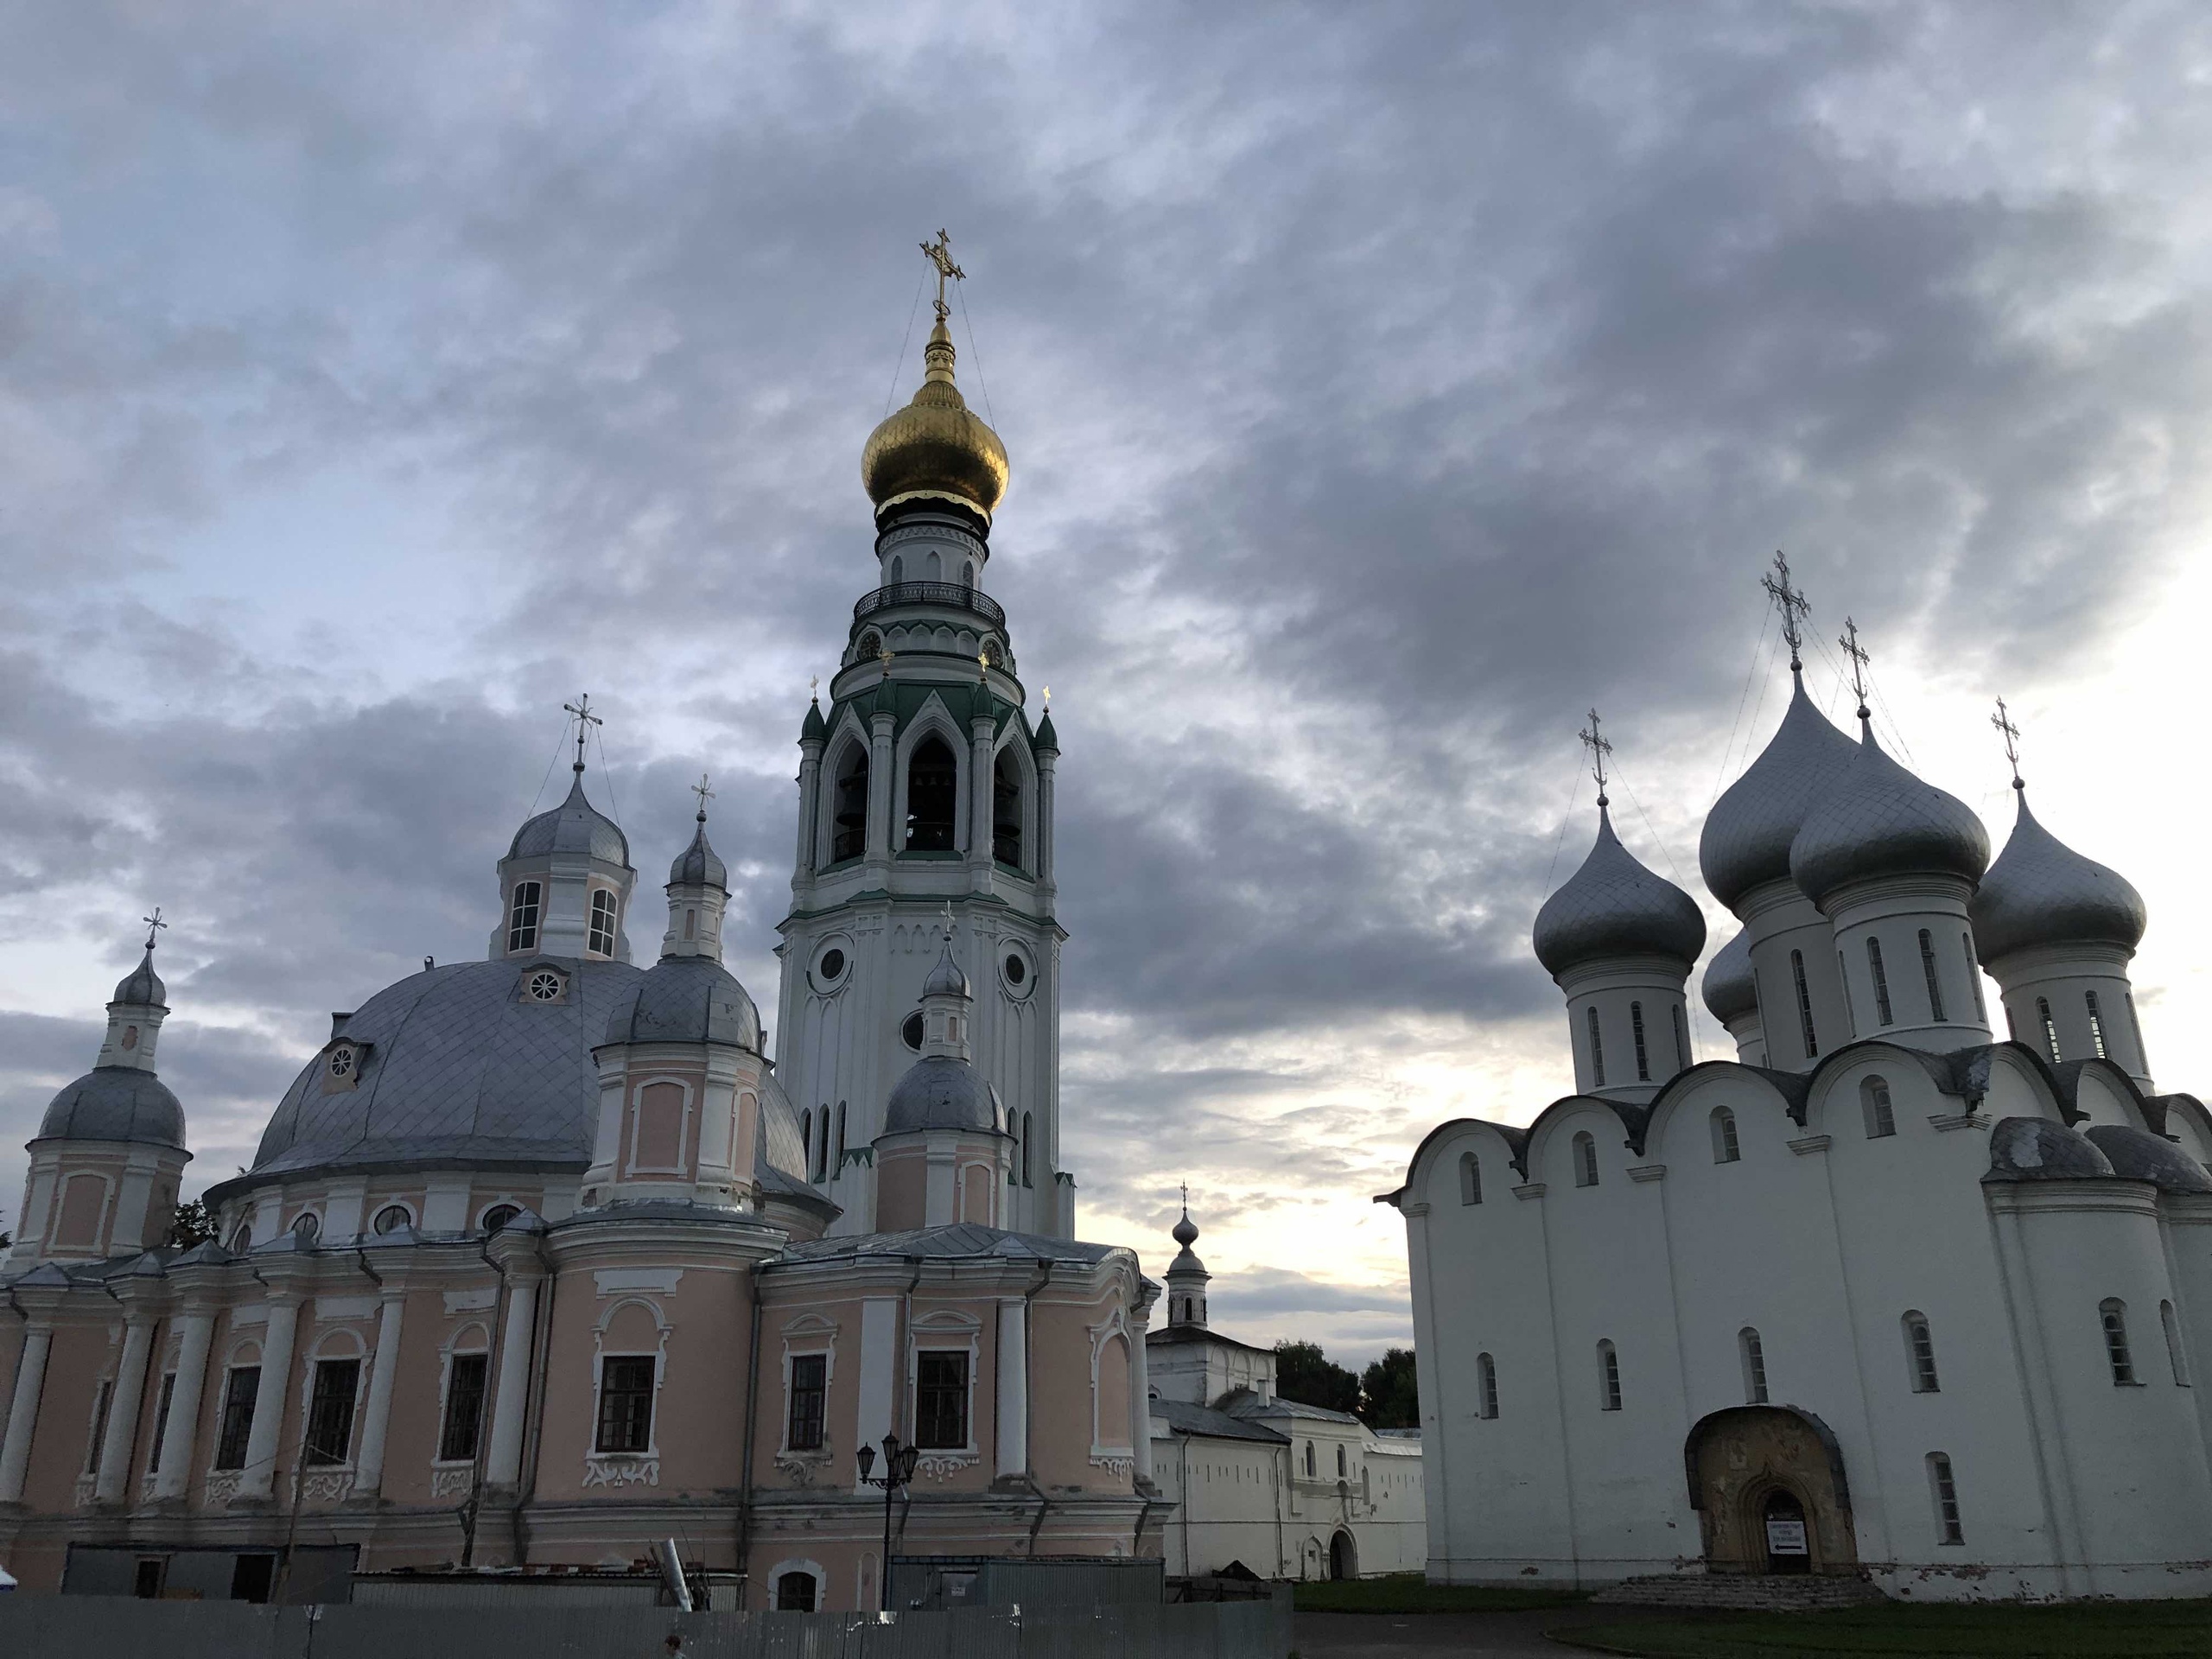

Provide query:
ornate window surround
left=295, top=1327, right=368, bottom=1503
left=1087, top=1306, right=1137, bottom=1472
left=906, top=1307, right=982, bottom=1478
left=583, top=1295, right=670, bottom=1489
left=430, top=1320, right=493, bottom=1497
left=776, top=1313, right=839, bottom=1470
left=889, top=695, right=972, bottom=858
left=766, top=1557, right=827, bottom=1611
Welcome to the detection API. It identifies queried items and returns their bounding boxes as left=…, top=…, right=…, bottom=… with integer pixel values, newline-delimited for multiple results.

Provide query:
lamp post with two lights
left=856, top=1433, right=921, bottom=1611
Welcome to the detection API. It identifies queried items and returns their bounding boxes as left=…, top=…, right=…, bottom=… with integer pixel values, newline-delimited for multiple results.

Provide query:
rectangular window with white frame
left=787, top=1352, right=828, bottom=1452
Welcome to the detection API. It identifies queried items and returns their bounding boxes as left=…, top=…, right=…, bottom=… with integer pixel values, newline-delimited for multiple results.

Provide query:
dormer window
left=523, top=968, right=569, bottom=1005
left=507, top=881, right=543, bottom=953
left=588, top=890, right=618, bottom=957
left=328, top=1046, right=356, bottom=1081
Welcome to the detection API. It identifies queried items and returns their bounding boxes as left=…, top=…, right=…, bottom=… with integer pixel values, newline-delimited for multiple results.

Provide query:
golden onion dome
left=861, top=314, right=1008, bottom=525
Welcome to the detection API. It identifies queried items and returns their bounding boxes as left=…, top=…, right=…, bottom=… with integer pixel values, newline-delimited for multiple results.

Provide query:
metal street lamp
left=856, top=1433, right=921, bottom=1611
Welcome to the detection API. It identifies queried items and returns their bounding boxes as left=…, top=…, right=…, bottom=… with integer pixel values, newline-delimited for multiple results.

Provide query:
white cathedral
left=1389, top=563, right=2212, bottom=1602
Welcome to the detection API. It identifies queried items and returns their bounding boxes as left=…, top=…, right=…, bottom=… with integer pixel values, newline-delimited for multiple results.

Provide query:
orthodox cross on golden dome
left=141, top=906, right=168, bottom=951
left=1840, top=617, right=1872, bottom=726
left=1993, top=696, right=2024, bottom=791
left=1578, top=708, right=1612, bottom=809
left=920, top=229, right=965, bottom=321
left=563, top=693, right=602, bottom=772
left=1761, top=550, right=1810, bottom=671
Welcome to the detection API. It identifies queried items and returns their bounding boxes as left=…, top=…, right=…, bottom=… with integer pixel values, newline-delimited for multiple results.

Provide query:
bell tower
left=775, top=235, right=1071, bottom=1238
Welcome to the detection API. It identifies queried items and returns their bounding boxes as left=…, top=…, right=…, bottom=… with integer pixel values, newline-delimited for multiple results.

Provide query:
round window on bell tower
left=902, top=1012, right=925, bottom=1051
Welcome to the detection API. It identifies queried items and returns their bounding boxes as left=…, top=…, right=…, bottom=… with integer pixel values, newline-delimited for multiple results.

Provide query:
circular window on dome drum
left=481, top=1204, right=521, bottom=1234
left=811, top=943, right=850, bottom=995
left=372, top=1204, right=411, bottom=1235
left=901, top=1011, right=925, bottom=1051
left=1001, top=945, right=1034, bottom=998
left=291, top=1211, right=321, bottom=1243
left=525, top=970, right=565, bottom=1004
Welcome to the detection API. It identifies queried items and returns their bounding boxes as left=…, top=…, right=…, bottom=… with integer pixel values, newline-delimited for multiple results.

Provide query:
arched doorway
left=1684, top=1406, right=1858, bottom=1577
left=1328, top=1530, right=1356, bottom=1581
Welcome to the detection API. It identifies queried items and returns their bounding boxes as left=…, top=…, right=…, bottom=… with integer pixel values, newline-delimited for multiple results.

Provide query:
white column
left=855, top=1296, right=898, bottom=1488
left=995, top=1298, right=1027, bottom=1478
left=94, top=1316, right=156, bottom=1504
left=0, top=1324, right=54, bottom=1502
left=1128, top=1313, right=1154, bottom=1481
left=794, top=740, right=823, bottom=880
left=484, top=1277, right=539, bottom=1487
left=353, top=1294, right=406, bottom=1494
left=969, top=717, right=995, bottom=893
left=238, top=1296, right=300, bottom=1500
left=152, top=1310, right=215, bottom=1501
left=1034, top=749, right=1057, bottom=895
left=866, top=711, right=897, bottom=874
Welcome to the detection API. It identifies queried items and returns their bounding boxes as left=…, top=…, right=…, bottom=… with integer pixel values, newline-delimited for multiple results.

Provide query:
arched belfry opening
left=1684, top=1406, right=1859, bottom=1577
left=993, top=748, right=1023, bottom=868
left=832, top=743, right=870, bottom=862
left=905, top=734, right=958, bottom=852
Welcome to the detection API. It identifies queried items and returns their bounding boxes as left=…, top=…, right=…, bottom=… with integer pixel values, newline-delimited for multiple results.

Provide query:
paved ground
left=1293, top=1602, right=1689, bottom=1656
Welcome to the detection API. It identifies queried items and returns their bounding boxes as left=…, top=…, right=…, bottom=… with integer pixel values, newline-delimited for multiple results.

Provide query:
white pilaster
left=353, top=1293, right=406, bottom=1494
left=239, top=1295, right=301, bottom=1500
left=1128, top=1304, right=1154, bottom=1481
left=152, top=1310, right=215, bottom=1500
left=94, top=1316, right=155, bottom=1503
left=995, top=1298, right=1027, bottom=1478
left=0, top=1324, right=54, bottom=1502
left=484, top=1275, right=539, bottom=1488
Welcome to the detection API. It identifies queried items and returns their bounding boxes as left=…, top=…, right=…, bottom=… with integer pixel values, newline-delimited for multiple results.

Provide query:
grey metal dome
left=1699, top=677, right=1860, bottom=912
left=112, top=947, right=166, bottom=1008
left=1532, top=805, right=1707, bottom=979
left=39, top=1068, right=187, bottom=1149
left=602, top=953, right=760, bottom=1050
left=1969, top=791, right=2146, bottom=963
left=922, top=939, right=970, bottom=999
left=1985, top=1116, right=2113, bottom=1182
left=1702, top=928, right=1758, bottom=1026
left=509, top=771, right=629, bottom=866
left=248, top=955, right=644, bottom=1181
left=2084, top=1124, right=2212, bottom=1195
left=667, top=816, right=728, bottom=890
left=884, top=1055, right=1001, bottom=1135
left=1788, top=734, right=1989, bottom=908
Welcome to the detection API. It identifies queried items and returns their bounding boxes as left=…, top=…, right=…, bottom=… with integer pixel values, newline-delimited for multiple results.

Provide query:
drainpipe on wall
left=1016, top=1262, right=1052, bottom=1554
left=734, top=1267, right=763, bottom=1608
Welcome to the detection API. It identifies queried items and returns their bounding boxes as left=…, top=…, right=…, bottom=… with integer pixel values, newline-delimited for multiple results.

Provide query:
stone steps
left=1592, top=1573, right=1891, bottom=1611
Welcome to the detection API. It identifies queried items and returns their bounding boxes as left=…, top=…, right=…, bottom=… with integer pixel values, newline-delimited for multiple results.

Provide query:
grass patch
left=1294, top=1573, right=1586, bottom=1613
left=1570, top=1598, right=2212, bottom=1657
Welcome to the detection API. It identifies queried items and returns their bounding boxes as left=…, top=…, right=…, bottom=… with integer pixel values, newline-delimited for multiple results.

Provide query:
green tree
left=165, top=1197, right=214, bottom=1249
left=1359, top=1347, right=1419, bottom=1429
left=1272, top=1339, right=1360, bottom=1414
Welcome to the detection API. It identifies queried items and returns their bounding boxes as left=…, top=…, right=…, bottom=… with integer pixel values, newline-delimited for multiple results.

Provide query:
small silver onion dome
left=922, top=938, right=970, bottom=999
left=667, top=814, right=727, bottom=891
left=40, top=1069, right=187, bottom=1148
left=1699, top=678, right=1860, bottom=911
left=603, top=954, right=760, bottom=1050
left=1702, top=928, right=1758, bottom=1026
left=1533, top=805, right=1707, bottom=979
left=1969, top=792, right=2146, bottom=963
left=1172, top=1209, right=1199, bottom=1249
left=885, top=1056, right=999, bottom=1135
left=2084, top=1124, right=2212, bottom=1195
left=1985, top=1116, right=2114, bottom=1182
left=1789, top=732, right=1989, bottom=907
left=510, top=771, right=629, bottom=866
left=112, top=946, right=166, bottom=1009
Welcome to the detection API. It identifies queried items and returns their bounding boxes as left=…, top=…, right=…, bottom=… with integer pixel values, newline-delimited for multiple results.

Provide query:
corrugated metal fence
left=0, top=1594, right=1292, bottom=1658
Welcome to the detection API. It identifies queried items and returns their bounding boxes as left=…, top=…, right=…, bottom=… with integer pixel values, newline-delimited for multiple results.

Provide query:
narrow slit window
left=835, top=1102, right=848, bottom=1173
left=1839, top=950, right=1858, bottom=1036
left=2038, top=997, right=2061, bottom=1063
left=1599, top=1340, right=1622, bottom=1411
left=992, top=750, right=1024, bottom=868
left=1477, top=1353, right=1498, bottom=1420
left=1962, top=933, right=1987, bottom=1023
left=1711, top=1106, right=1740, bottom=1164
left=1459, top=1151, right=1482, bottom=1205
left=1631, top=1001, right=1651, bottom=1082
left=1867, top=938, right=1894, bottom=1026
left=2101, top=1300, right=2136, bottom=1385
left=147, top=1374, right=177, bottom=1476
left=86, top=1380, right=114, bottom=1476
left=1790, top=950, right=1818, bottom=1058
left=1573, top=1131, right=1599, bottom=1188
left=2163, top=1300, right=2190, bottom=1386
left=1862, top=1077, right=1896, bottom=1139
left=1904, top=1312, right=1940, bottom=1392
left=1739, top=1327, right=1769, bottom=1405
left=1918, top=929, right=1947, bottom=1022
left=213, top=1367, right=259, bottom=1470
left=2085, top=991, right=2108, bottom=1059
left=903, top=734, right=959, bottom=852
left=1586, top=1006, right=1606, bottom=1087
left=506, top=880, right=542, bottom=954
left=1928, top=1452, right=1964, bottom=1545
left=832, top=745, right=870, bottom=862
left=1022, top=1110, right=1034, bottom=1186
left=588, top=889, right=618, bottom=957
left=1672, top=1003, right=1690, bottom=1071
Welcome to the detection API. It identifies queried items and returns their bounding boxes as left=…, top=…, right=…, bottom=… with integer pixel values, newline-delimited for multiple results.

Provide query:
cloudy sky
left=5, top=3, right=2211, bottom=1363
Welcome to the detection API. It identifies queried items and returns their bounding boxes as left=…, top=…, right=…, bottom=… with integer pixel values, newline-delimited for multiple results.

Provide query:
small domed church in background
left=1389, top=557, right=2212, bottom=1602
left=0, top=238, right=1160, bottom=1610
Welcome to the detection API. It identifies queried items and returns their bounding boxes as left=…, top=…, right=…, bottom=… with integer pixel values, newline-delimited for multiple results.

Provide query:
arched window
left=925, top=550, right=942, bottom=581
left=1904, top=1312, right=1939, bottom=1392
left=2163, top=1300, right=2190, bottom=1386
left=800, top=1109, right=813, bottom=1173
left=855, top=629, right=881, bottom=661
left=2037, top=997, right=2061, bottom=1063
left=2086, top=991, right=2108, bottom=1059
left=1477, top=1353, right=1499, bottom=1420
left=1459, top=1151, right=1482, bottom=1205
left=889, top=555, right=905, bottom=585
left=1585, top=1007, right=1606, bottom=1087
left=1711, top=1106, right=1740, bottom=1164
left=1672, top=1003, right=1690, bottom=1071
left=226, top=1224, right=252, bottom=1255
left=1866, top=937, right=1894, bottom=1026
left=835, top=1103, right=848, bottom=1174
left=1630, top=1001, right=1651, bottom=1082
left=481, top=1204, right=520, bottom=1234
left=1927, top=1452, right=1963, bottom=1545
left=372, top=1204, right=411, bottom=1236
left=2101, top=1299, right=2136, bottom=1385
left=1598, top=1339, right=1622, bottom=1411
left=992, top=749, right=1023, bottom=868
left=904, top=734, right=958, bottom=852
left=1862, top=1076, right=1896, bottom=1139
left=1573, top=1131, right=1599, bottom=1188
left=291, top=1211, right=321, bottom=1243
left=775, top=1570, right=818, bottom=1611
left=1918, top=929, right=1947, bottom=1022
left=1790, top=950, right=1818, bottom=1058
left=1739, top=1326, right=1769, bottom=1404
left=506, top=880, right=542, bottom=954
left=961, top=560, right=975, bottom=589
left=1022, top=1110, right=1034, bottom=1185
left=588, top=889, right=618, bottom=957
left=1304, top=1442, right=1316, bottom=1478
left=1336, top=1443, right=1347, bottom=1477
left=832, top=745, right=870, bottom=862
left=1962, top=933, right=1987, bottom=1024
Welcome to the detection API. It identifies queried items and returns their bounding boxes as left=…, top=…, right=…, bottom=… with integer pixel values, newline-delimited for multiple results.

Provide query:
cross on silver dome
left=690, top=773, right=715, bottom=821
left=563, top=693, right=601, bottom=774
left=1579, top=708, right=1613, bottom=807
left=141, top=906, right=168, bottom=952
left=1993, top=696, right=2024, bottom=790
left=1839, top=616, right=1872, bottom=728
left=1761, top=550, right=1810, bottom=673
